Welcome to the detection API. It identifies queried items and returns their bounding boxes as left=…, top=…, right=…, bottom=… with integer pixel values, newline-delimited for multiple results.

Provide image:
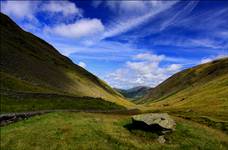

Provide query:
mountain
left=0, top=13, right=133, bottom=111
left=115, top=86, right=151, bottom=100
left=141, top=58, right=228, bottom=103
left=141, top=57, right=228, bottom=120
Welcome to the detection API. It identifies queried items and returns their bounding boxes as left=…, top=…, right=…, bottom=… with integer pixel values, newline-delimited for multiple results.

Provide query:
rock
left=132, top=113, right=176, bottom=130
left=157, top=135, right=166, bottom=144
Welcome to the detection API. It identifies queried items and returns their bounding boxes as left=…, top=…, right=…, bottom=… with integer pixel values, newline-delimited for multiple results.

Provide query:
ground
left=1, top=112, right=228, bottom=150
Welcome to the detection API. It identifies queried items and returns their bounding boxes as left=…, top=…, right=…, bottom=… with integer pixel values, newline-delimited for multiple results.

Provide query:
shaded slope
left=0, top=13, right=133, bottom=107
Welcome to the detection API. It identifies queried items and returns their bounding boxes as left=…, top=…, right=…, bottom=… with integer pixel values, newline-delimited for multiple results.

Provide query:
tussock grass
left=1, top=112, right=228, bottom=150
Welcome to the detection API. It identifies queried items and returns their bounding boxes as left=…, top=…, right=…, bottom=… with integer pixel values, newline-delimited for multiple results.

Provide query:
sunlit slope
left=142, top=58, right=228, bottom=120
left=141, top=58, right=228, bottom=103
left=0, top=13, right=133, bottom=107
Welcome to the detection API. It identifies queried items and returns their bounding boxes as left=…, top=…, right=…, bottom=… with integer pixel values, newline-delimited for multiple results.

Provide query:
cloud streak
left=102, top=1, right=178, bottom=39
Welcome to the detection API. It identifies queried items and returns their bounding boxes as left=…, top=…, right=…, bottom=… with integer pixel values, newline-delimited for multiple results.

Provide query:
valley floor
left=1, top=112, right=228, bottom=150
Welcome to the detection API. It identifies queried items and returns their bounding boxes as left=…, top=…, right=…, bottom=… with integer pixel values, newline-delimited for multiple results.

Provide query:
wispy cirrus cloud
left=1, top=0, right=227, bottom=89
left=101, top=1, right=178, bottom=39
left=160, top=1, right=198, bottom=31
left=152, top=37, right=228, bottom=49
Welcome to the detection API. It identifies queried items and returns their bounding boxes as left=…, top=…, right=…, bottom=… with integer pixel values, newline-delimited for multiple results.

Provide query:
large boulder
left=132, top=113, right=176, bottom=131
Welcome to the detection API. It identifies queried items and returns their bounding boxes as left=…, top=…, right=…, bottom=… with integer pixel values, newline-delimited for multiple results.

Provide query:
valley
left=0, top=8, right=228, bottom=150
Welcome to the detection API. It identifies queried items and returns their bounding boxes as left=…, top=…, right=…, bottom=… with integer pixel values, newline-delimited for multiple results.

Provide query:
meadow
left=1, top=112, right=228, bottom=150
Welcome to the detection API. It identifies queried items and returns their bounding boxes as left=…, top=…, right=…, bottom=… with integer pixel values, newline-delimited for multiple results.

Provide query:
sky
left=1, top=0, right=228, bottom=89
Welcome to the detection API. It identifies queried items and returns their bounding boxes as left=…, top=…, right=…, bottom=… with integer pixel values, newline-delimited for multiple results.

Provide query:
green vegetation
left=140, top=59, right=228, bottom=132
left=1, top=12, right=228, bottom=150
left=1, top=112, right=227, bottom=150
left=141, top=58, right=228, bottom=103
left=0, top=13, right=133, bottom=108
left=0, top=93, right=125, bottom=113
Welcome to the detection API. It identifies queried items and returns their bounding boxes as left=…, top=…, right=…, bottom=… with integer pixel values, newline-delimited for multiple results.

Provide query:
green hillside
left=141, top=58, right=228, bottom=103
left=0, top=13, right=133, bottom=110
left=140, top=58, right=228, bottom=131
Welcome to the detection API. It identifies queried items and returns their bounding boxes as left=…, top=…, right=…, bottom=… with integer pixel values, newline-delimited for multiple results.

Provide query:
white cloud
left=1, top=0, right=81, bottom=18
left=49, top=36, right=140, bottom=58
left=97, top=1, right=171, bottom=14
left=190, top=39, right=225, bottom=49
left=105, top=53, right=182, bottom=88
left=1, top=0, right=83, bottom=30
left=78, top=61, right=87, bottom=68
left=200, top=54, right=228, bottom=64
left=45, top=18, right=105, bottom=39
left=167, top=64, right=182, bottom=72
left=134, top=53, right=165, bottom=62
left=41, top=1, right=82, bottom=17
left=105, top=1, right=147, bottom=13
left=1, top=1, right=39, bottom=20
left=200, top=58, right=213, bottom=64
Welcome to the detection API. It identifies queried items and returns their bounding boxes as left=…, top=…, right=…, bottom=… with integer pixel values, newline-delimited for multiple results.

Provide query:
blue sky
left=1, top=0, right=228, bottom=89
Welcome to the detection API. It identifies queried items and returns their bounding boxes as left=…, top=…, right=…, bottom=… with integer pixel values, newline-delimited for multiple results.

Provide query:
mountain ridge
left=141, top=57, right=228, bottom=103
left=0, top=13, right=133, bottom=108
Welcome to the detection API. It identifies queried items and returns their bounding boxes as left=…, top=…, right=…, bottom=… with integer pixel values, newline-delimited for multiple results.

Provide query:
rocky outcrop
left=131, top=113, right=176, bottom=144
left=132, top=113, right=176, bottom=130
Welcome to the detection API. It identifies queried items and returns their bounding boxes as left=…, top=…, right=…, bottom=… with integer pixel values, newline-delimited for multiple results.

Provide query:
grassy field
left=1, top=112, right=228, bottom=150
left=141, top=73, right=228, bottom=132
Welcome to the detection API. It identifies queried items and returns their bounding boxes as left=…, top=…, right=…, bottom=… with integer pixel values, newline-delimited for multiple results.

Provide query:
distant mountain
left=0, top=12, right=133, bottom=110
left=115, top=86, right=151, bottom=100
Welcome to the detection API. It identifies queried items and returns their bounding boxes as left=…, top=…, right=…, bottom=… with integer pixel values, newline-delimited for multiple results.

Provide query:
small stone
left=157, top=135, right=166, bottom=144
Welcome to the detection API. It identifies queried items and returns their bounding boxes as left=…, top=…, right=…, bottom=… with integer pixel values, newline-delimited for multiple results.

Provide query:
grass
left=141, top=57, right=228, bottom=103
left=1, top=112, right=228, bottom=150
left=0, top=93, right=126, bottom=113
left=141, top=73, right=228, bottom=132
